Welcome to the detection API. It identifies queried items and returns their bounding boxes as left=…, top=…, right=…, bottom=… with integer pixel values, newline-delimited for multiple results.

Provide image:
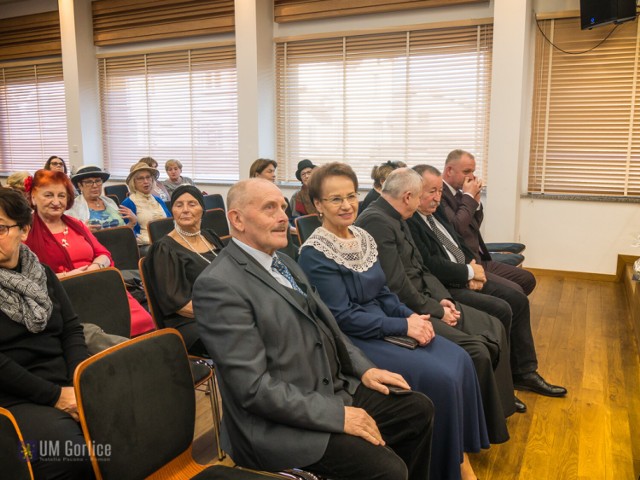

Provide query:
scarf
left=295, top=185, right=317, bottom=216
left=0, top=244, right=52, bottom=333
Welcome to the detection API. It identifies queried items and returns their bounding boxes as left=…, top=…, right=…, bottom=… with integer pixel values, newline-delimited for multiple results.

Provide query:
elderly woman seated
left=0, top=188, right=94, bottom=479
left=144, top=186, right=224, bottom=355
left=138, top=156, right=170, bottom=201
left=163, top=159, right=197, bottom=196
left=66, top=165, right=137, bottom=232
left=25, top=169, right=155, bottom=337
left=120, top=161, right=171, bottom=252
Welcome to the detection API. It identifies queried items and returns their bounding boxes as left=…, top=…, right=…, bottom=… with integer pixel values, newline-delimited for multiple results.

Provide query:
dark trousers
left=304, top=385, right=434, bottom=480
left=482, top=260, right=537, bottom=296
left=8, top=403, right=95, bottom=480
left=449, top=281, right=538, bottom=377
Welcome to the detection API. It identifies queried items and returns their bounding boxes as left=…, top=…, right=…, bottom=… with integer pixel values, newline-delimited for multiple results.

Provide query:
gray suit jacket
left=355, top=197, right=450, bottom=317
left=193, top=240, right=375, bottom=471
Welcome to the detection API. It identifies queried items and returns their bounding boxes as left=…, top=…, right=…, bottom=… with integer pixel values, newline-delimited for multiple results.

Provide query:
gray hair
left=381, top=168, right=423, bottom=198
left=445, top=149, right=474, bottom=165
left=413, top=164, right=441, bottom=177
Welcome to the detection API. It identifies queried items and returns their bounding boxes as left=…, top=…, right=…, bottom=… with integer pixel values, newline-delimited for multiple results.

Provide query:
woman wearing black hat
left=291, top=159, right=318, bottom=218
left=143, top=185, right=224, bottom=355
left=67, top=165, right=137, bottom=232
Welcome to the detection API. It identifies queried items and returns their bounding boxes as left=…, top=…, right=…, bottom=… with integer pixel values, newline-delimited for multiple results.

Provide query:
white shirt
left=418, top=211, right=474, bottom=281
left=232, top=238, right=295, bottom=289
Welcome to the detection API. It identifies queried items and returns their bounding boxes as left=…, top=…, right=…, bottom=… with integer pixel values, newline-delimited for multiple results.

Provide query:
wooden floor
left=193, top=274, right=640, bottom=479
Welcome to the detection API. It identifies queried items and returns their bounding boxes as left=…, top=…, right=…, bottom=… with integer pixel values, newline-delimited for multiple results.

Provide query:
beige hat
left=126, top=161, right=159, bottom=184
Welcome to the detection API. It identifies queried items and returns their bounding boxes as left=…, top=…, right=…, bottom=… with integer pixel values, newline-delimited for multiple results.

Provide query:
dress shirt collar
left=232, top=238, right=276, bottom=272
left=443, top=180, right=458, bottom=196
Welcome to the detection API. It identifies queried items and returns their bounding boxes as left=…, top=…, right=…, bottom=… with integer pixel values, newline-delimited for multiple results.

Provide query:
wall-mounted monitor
left=580, top=0, right=637, bottom=30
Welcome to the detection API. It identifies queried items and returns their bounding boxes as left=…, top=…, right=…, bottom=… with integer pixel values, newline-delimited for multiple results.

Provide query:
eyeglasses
left=82, top=179, right=103, bottom=187
left=321, top=193, right=359, bottom=207
left=0, top=224, right=19, bottom=237
left=135, top=175, right=153, bottom=182
left=50, top=162, right=64, bottom=167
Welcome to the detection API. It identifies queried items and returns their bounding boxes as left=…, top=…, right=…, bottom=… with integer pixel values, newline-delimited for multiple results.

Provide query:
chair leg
left=206, top=372, right=225, bottom=461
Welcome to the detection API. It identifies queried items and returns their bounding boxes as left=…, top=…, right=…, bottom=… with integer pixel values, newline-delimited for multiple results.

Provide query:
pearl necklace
left=174, top=222, right=217, bottom=264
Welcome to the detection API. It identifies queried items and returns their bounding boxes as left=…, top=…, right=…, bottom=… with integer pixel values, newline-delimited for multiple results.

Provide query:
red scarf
left=25, top=214, right=111, bottom=273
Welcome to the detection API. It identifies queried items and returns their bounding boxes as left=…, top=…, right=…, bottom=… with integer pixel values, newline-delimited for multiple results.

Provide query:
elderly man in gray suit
left=193, top=178, right=434, bottom=480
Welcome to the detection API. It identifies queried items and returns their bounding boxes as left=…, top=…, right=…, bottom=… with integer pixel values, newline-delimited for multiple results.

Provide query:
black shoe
left=513, top=372, right=567, bottom=397
left=514, top=396, right=527, bottom=413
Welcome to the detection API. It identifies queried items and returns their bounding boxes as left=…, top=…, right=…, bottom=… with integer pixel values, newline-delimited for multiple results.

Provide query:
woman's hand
left=55, top=386, right=79, bottom=421
left=406, top=313, right=434, bottom=345
left=119, top=206, right=137, bottom=226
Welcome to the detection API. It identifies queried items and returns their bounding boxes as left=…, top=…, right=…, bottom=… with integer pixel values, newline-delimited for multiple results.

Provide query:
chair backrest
left=61, top=268, right=131, bottom=338
left=147, top=217, right=174, bottom=243
left=105, top=194, right=120, bottom=206
left=294, top=214, right=322, bottom=244
left=93, top=226, right=140, bottom=271
left=202, top=208, right=230, bottom=237
left=75, top=330, right=195, bottom=479
left=0, top=408, right=34, bottom=480
left=203, top=193, right=225, bottom=211
left=104, top=184, right=129, bottom=204
left=138, top=256, right=166, bottom=329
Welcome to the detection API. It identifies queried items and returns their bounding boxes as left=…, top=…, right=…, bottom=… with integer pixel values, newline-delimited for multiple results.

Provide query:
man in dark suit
left=356, top=168, right=517, bottom=443
left=193, top=178, right=433, bottom=480
left=407, top=164, right=566, bottom=399
left=441, top=149, right=536, bottom=295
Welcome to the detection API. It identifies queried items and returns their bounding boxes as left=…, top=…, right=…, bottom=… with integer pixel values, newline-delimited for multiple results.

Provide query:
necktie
left=426, top=215, right=466, bottom=264
left=271, top=256, right=306, bottom=296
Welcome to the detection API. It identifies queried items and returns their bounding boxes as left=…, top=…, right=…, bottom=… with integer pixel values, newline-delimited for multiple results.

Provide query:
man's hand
left=343, top=406, right=384, bottom=446
left=439, top=299, right=460, bottom=327
left=406, top=313, right=435, bottom=345
left=362, top=368, right=411, bottom=395
left=462, top=176, right=483, bottom=198
left=469, top=259, right=486, bottom=283
left=55, top=386, right=79, bottom=421
left=468, top=279, right=484, bottom=291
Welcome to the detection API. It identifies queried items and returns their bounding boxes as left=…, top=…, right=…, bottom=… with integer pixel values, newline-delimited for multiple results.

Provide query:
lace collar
left=302, top=225, right=378, bottom=273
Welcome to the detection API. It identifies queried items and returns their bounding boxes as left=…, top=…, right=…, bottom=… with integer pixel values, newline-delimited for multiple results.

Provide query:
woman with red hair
left=25, top=170, right=154, bottom=336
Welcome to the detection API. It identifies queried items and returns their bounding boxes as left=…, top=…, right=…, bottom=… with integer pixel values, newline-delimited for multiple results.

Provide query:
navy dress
left=299, top=230, right=490, bottom=480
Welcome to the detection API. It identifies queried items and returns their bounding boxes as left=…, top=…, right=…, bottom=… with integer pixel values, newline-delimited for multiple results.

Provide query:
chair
left=138, top=256, right=224, bottom=461
left=202, top=208, right=230, bottom=237
left=148, top=217, right=175, bottom=243
left=294, top=214, right=321, bottom=245
left=94, top=226, right=140, bottom=271
left=74, top=330, right=273, bottom=479
left=203, top=193, right=225, bottom=211
left=485, top=242, right=525, bottom=255
left=61, top=268, right=131, bottom=339
left=104, top=184, right=129, bottom=204
left=0, top=408, right=34, bottom=480
left=105, top=193, right=120, bottom=206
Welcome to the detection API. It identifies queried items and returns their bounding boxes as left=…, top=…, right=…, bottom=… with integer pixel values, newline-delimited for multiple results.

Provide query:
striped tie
left=426, top=215, right=466, bottom=264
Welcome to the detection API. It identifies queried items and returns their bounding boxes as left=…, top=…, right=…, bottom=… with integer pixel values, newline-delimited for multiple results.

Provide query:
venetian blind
left=98, top=45, right=238, bottom=182
left=275, top=23, right=493, bottom=184
left=529, top=17, right=640, bottom=196
left=0, top=61, right=69, bottom=173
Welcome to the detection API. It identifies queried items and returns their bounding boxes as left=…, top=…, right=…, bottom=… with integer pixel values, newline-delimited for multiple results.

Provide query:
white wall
left=4, top=0, right=639, bottom=274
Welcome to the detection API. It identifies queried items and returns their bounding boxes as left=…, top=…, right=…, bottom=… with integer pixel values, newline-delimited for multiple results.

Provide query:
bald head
left=227, top=178, right=289, bottom=254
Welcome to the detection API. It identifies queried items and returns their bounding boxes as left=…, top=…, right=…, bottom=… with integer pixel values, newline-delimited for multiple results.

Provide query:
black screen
left=580, top=0, right=637, bottom=30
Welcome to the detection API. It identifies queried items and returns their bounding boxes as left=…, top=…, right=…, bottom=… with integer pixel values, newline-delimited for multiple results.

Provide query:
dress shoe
left=513, top=371, right=567, bottom=397
left=514, top=396, right=527, bottom=413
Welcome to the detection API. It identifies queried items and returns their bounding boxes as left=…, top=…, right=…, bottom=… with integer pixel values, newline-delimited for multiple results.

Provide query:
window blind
left=529, top=17, right=640, bottom=196
left=275, top=23, right=493, bottom=184
left=98, top=45, right=238, bottom=182
left=0, top=61, right=69, bottom=174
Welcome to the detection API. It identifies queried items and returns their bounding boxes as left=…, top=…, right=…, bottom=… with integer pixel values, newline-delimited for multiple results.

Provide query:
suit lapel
left=226, top=242, right=317, bottom=323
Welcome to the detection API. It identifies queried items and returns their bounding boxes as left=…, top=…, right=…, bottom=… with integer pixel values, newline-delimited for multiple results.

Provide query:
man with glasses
left=67, top=166, right=137, bottom=232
